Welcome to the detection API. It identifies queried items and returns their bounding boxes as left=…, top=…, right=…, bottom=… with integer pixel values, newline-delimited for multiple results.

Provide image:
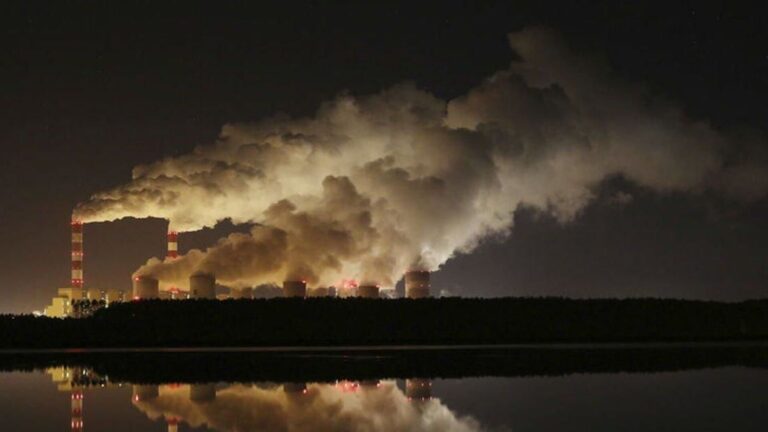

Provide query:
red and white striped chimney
left=71, top=390, right=83, bottom=431
left=167, top=226, right=180, bottom=299
left=167, top=229, right=178, bottom=259
left=71, top=220, right=84, bottom=288
left=167, top=417, right=179, bottom=432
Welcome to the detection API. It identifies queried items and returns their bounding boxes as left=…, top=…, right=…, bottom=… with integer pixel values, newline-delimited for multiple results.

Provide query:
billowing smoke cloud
left=74, top=27, right=767, bottom=289
left=134, top=382, right=483, bottom=432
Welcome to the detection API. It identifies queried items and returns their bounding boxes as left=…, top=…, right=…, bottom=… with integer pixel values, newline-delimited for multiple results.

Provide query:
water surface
left=2, top=346, right=767, bottom=431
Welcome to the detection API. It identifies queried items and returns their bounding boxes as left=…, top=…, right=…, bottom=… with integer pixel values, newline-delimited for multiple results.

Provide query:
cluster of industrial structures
left=49, top=366, right=433, bottom=432
left=43, top=220, right=432, bottom=317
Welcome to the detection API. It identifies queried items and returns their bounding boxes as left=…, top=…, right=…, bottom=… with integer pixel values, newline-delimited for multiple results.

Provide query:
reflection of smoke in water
left=132, top=381, right=482, bottom=432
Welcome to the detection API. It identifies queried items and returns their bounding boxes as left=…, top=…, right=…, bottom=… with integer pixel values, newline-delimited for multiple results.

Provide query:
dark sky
left=1, top=1, right=766, bottom=312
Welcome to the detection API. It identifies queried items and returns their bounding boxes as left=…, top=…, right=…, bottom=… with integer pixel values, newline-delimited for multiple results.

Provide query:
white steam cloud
left=134, top=382, right=483, bottom=432
left=73, top=27, right=768, bottom=289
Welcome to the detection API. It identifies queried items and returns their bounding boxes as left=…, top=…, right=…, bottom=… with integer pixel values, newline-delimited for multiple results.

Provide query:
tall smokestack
left=167, top=417, right=179, bottom=432
left=71, top=391, right=83, bottom=431
left=404, top=271, right=430, bottom=299
left=71, top=220, right=83, bottom=289
left=283, top=280, right=307, bottom=298
left=167, top=229, right=178, bottom=259
left=167, top=227, right=180, bottom=298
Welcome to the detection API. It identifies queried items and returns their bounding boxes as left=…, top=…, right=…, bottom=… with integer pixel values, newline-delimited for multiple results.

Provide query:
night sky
left=1, top=1, right=766, bottom=313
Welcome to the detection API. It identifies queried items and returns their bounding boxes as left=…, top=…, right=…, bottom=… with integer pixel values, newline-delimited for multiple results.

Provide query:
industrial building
left=43, top=217, right=434, bottom=315
left=43, top=221, right=125, bottom=317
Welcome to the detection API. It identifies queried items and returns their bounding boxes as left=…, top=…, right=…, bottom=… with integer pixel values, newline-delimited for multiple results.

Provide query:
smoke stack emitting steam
left=72, top=28, right=768, bottom=294
left=71, top=220, right=83, bottom=289
left=167, top=230, right=178, bottom=259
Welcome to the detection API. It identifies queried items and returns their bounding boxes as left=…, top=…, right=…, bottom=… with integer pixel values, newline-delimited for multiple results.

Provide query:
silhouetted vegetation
left=71, top=299, right=107, bottom=318
left=2, top=297, right=768, bottom=348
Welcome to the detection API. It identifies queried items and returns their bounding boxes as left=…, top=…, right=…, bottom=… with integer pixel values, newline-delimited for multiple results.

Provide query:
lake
left=1, top=345, right=767, bottom=431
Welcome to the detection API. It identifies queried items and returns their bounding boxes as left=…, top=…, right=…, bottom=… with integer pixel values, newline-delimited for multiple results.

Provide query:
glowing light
left=335, top=380, right=360, bottom=392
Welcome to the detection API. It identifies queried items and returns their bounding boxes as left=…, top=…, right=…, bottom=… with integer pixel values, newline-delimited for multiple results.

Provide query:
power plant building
left=44, top=216, right=442, bottom=315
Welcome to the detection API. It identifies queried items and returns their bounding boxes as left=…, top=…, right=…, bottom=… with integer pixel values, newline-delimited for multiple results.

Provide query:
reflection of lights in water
left=130, top=380, right=482, bottom=432
left=335, top=380, right=360, bottom=392
left=47, top=368, right=481, bottom=432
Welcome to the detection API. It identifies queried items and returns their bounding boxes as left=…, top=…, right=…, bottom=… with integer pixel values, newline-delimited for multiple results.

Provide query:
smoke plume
left=73, top=27, right=768, bottom=289
left=134, top=382, right=482, bottom=432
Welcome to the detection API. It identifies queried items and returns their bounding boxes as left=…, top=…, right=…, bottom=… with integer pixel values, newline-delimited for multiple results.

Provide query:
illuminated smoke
left=133, top=382, right=482, bottom=432
left=74, top=27, right=768, bottom=289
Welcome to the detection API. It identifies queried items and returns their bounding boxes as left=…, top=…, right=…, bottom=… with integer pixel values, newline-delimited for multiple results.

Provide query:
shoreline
left=3, top=340, right=768, bottom=354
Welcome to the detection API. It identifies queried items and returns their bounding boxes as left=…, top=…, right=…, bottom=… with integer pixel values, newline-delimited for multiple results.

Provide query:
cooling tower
left=190, top=384, right=216, bottom=403
left=283, top=382, right=307, bottom=394
left=405, top=379, right=432, bottom=400
left=404, top=271, right=430, bottom=299
left=132, top=385, right=159, bottom=402
left=190, top=273, right=216, bottom=299
left=71, top=220, right=83, bottom=288
left=360, top=379, right=381, bottom=388
left=133, top=276, right=159, bottom=300
left=358, top=285, right=380, bottom=299
left=283, top=280, right=307, bottom=298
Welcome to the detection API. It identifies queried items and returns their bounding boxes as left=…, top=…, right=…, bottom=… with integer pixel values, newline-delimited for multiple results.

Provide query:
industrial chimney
left=167, top=229, right=178, bottom=259
left=167, top=417, right=179, bottom=432
left=189, top=273, right=216, bottom=299
left=133, top=276, right=159, bottom=300
left=283, top=280, right=307, bottom=298
left=358, top=284, right=380, bottom=299
left=404, top=271, right=430, bottom=299
left=71, top=391, right=83, bottom=432
left=71, top=220, right=84, bottom=289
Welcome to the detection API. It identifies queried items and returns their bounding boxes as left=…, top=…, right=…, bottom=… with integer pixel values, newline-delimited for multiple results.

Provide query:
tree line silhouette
left=2, top=297, right=768, bottom=348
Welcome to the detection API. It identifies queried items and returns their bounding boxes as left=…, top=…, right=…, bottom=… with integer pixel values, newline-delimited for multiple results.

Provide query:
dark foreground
left=3, top=297, right=768, bottom=348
